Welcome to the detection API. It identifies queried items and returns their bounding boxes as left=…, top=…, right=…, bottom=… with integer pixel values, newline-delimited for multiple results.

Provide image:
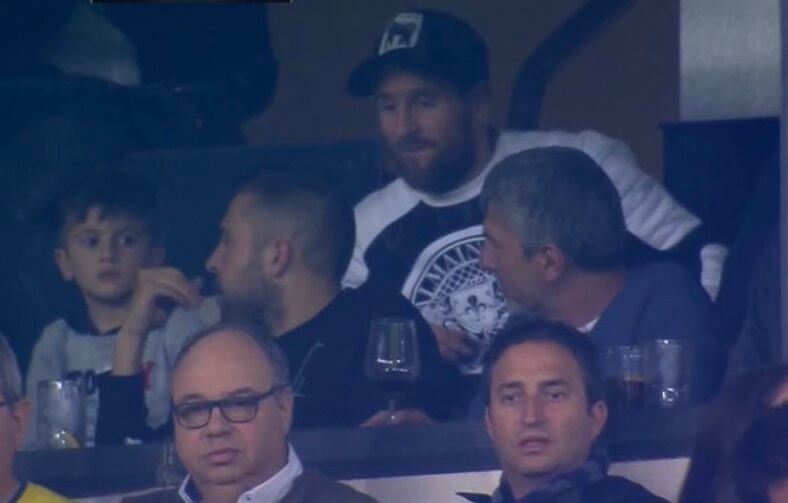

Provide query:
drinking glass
left=37, top=379, right=85, bottom=449
left=364, top=318, right=421, bottom=422
left=604, top=345, right=647, bottom=412
left=646, top=339, right=692, bottom=408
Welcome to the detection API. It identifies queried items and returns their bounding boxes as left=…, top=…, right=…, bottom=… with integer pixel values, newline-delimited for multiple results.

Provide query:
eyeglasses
left=172, top=386, right=284, bottom=429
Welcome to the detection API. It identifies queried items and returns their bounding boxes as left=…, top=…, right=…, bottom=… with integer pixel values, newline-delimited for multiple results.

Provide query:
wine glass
left=365, top=318, right=421, bottom=422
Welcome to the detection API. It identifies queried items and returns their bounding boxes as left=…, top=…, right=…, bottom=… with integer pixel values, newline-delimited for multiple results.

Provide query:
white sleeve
left=342, top=205, right=371, bottom=288
left=576, top=130, right=701, bottom=250
left=342, top=179, right=421, bottom=288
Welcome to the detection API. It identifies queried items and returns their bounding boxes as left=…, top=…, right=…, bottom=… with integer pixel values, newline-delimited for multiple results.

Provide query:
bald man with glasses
left=125, top=323, right=375, bottom=503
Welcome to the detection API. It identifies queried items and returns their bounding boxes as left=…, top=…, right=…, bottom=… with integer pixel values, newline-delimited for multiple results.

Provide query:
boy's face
left=55, top=207, right=164, bottom=306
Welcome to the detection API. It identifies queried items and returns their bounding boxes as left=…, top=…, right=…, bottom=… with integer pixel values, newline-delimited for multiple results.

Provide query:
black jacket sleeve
left=95, top=372, right=171, bottom=445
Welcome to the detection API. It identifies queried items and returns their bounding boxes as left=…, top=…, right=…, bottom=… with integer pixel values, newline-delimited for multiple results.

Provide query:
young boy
left=26, top=171, right=204, bottom=448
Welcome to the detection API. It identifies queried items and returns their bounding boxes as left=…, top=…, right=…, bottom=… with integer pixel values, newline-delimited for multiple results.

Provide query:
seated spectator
left=459, top=319, right=668, bottom=502
left=677, top=364, right=788, bottom=503
left=733, top=404, right=788, bottom=503
left=205, top=172, right=464, bottom=428
left=478, top=146, right=726, bottom=402
left=26, top=171, right=204, bottom=447
left=0, top=335, right=70, bottom=503
left=123, top=323, right=376, bottom=503
left=343, top=8, right=710, bottom=380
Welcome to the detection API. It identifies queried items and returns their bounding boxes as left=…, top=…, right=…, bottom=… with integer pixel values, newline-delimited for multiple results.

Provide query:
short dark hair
left=734, top=404, right=788, bottom=503
left=51, top=169, right=160, bottom=245
left=172, top=322, right=291, bottom=389
left=480, top=146, right=627, bottom=270
left=481, top=318, right=604, bottom=408
left=236, top=171, right=355, bottom=282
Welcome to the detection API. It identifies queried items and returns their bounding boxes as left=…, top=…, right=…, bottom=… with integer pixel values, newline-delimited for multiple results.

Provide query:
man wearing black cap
left=343, top=9, right=707, bottom=379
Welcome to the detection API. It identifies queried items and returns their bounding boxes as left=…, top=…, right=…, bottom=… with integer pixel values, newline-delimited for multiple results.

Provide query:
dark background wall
left=244, top=0, right=679, bottom=179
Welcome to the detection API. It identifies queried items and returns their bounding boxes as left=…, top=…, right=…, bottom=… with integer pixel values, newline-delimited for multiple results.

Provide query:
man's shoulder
left=353, top=179, right=421, bottom=239
left=625, top=262, right=708, bottom=299
left=121, top=487, right=181, bottom=503
left=284, top=469, right=377, bottom=503
left=355, top=178, right=420, bottom=224
left=493, top=129, right=626, bottom=165
left=20, top=483, right=73, bottom=503
left=587, top=475, right=670, bottom=503
left=116, top=473, right=379, bottom=503
left=356, top=177, right=419, bottom=209
left=338, top=287, right=432, bottom=334
left=339, top=286, right=416, bottom=314
left=595, top=261, right=713, bottom=339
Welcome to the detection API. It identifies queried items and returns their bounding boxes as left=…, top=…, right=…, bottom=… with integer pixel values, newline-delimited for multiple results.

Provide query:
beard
left=217, top=262, right=283, bottom=335
left=385, top=114, right=477, bottom=194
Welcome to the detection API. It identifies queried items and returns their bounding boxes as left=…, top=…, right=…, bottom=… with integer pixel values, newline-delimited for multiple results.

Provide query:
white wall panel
left=681, top=0, right=781, bottom=120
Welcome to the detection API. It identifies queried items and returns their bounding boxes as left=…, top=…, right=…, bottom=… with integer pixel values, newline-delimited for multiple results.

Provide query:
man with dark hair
left=206, top=172, right=461, bottom=428
left=479, top=321, right=605, bottom=411
left=733, top=404, right=788, bottom=503
left=343, top=8, right=711, bottom=382
left=460, top=320, right=668, bottom=502
left=124, top=323, right=376, bottom=503
left=479, top=147, right=726, bottom=401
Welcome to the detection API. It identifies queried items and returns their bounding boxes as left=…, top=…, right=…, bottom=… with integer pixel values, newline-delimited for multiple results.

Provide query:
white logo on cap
left=378, top=12, right=424, bottom=55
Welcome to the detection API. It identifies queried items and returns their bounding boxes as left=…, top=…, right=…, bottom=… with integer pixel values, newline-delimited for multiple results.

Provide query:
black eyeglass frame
left=172, top=385, right=286, bottom=430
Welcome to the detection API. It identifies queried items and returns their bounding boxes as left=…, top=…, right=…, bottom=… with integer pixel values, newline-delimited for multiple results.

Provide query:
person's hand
left=114, top=267, right=202, bottom=375
left=360, top=408, right=435, bottom=427
left=431, top=324, right=477, bottom=363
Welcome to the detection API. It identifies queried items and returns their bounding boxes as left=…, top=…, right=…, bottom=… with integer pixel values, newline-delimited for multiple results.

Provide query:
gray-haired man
left=343, top=8, right=710, bottom=381
left=478, top=146, right=726, bottom=402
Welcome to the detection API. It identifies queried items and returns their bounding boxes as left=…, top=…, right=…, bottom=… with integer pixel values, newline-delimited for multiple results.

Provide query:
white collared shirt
left=179, top=444, right=304, bottom=503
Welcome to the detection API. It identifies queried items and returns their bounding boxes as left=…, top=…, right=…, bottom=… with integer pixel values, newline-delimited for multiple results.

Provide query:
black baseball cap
left=347, top=9, right=489, bottom=97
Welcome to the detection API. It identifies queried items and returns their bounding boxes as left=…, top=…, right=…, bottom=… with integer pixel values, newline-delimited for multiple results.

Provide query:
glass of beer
left=604, top=345, right=646, bottom=412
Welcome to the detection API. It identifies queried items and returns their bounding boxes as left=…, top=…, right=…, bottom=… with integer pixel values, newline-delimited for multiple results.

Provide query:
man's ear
left=11, top=399, right=31, bottom=449
left=589, top=400, right=608, bottom=441
left=275, top=388, right=295, bottom=434
left=262, top=239, right=292, bottom=279
left=54, top=248, right=74, bottom=281
left=539, top=244, right=566, bottom=284
left=149, top=245, right=166, bottom=267
left=484, top=405, right=493, bottom=438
